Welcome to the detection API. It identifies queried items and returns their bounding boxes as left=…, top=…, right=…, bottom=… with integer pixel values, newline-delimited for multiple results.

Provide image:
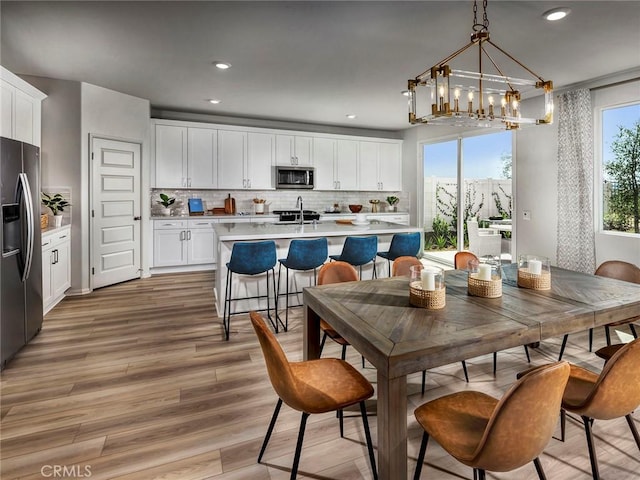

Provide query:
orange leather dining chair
left=454, top=251, right=530, bottom=376
left=413, top=361, right=570, bottom=480
left=559, top=337, right=640, bottom=480
left=558, top=260, right=639, bottom=360
left=250, top=311, right=377, bottom=480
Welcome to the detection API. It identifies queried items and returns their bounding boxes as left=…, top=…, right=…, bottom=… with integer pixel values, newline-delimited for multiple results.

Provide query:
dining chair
left=413, top=361, right=570, bottom=480
left=223, top=240, right=282, bottom=340
left=467, top=219, right=501, bottom=258
left=454, top=250, right=530, bottom=377
left=377, top=232, right=421, bottom=276
left=558, top=260, right=640, bottom=360
left=329, top=235, right=378, bottom=279
left=392, top=255, right=422, bottom=277
left=277, top=237, right=328, bottom=331
left=250, top=311, right=378, bottom=480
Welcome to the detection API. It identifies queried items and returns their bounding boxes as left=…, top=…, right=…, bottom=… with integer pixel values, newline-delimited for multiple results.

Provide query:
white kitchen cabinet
left=275, top=134, right=313, bottom=166
left=218, top=130, right=273, bottom=189
left=188, top=127, right=218, bottom=189
left=358, top=141, right=402, bottom=191
left=153, top=219, right=216, bottom=267
left=154, top=123, right=218, bottom=189
left=313, top=138, right=358, bottom=190
left=0, top=67, right=46, bottom=146
left=42, top=225, right=71, bottom=314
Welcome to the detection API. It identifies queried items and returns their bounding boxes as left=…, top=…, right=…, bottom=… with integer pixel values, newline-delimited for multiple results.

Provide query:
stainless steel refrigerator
left=1, top=136, right=43, bottom=369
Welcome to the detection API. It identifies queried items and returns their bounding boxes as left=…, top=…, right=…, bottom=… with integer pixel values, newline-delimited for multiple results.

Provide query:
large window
left=601, top=103, right=640, bottom=234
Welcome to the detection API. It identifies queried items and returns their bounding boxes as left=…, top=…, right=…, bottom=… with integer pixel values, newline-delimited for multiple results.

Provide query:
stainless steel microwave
left=275, top=166, right=315, bottom=189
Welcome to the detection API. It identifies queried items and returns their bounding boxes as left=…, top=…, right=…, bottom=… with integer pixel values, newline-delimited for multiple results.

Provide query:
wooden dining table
left=302, top=264, right=640, bottom=480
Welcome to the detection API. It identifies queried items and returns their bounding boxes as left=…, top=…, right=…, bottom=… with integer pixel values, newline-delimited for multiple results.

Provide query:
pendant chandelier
left=407, top=0, right=554, bottom=130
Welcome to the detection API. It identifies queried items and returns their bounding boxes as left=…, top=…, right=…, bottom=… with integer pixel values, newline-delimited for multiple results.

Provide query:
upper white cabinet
left=247, top=132, right=275, bottom=189
left=358, top=141, right=402, bottom=191
left=0, top=67, right=46, bottom=146
left=218, top=130, right=274, bottom=190
left=154, top=123, right=217, bottom=188
left=275, top=134, right=312, bottom=166
left=313, top=138, right=360, bottom=190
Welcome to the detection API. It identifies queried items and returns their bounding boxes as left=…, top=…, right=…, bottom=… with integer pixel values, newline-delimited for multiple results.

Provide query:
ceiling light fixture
left=543, top=7, right=570, bottom=21
left=213, top=61, right=231, bottom=70
left=407, top=0, right=553, bottom=130
left=208, top=99, right=221, bottom=104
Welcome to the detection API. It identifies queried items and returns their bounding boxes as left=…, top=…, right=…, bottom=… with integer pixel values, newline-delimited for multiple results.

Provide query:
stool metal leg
left=223, top=270, right=233, bottom=341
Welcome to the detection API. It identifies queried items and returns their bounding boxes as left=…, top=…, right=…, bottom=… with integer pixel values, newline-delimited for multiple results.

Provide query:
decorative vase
left=53, top=214, right=63, bottom=228
left=160, top=207, right=171, bottom=216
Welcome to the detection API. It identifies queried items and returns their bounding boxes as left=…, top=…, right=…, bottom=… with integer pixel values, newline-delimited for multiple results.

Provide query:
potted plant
left=41, top=193, right=70, bottom=228
left=386, top=196, right=399, bottom=212
left=157, top=193, right=175, bottom=216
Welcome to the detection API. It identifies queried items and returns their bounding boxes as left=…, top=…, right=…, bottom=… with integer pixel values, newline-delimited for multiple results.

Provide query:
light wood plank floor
left=1, top=272, right=638, bottom=479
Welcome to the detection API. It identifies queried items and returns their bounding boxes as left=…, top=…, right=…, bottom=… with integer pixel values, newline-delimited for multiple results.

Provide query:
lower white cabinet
left=153, top=219, right=216, bottom=267
left=42, top=225, right=71, bottom=314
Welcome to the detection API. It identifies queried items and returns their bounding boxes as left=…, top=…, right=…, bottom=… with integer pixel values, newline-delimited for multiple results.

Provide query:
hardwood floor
left=1, top=272, right=638, bottom=479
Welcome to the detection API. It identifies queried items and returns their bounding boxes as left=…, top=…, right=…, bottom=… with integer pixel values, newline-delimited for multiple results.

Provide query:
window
left=600, top=102, right=640, bottom=234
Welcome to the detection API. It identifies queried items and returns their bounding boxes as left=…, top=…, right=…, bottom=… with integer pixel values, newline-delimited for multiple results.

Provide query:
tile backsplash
left=150, top=189, right=408, bottom=216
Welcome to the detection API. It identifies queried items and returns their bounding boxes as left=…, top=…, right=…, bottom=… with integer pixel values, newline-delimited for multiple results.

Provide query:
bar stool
left=329, top=236, right=378, bottom=279
left=223, top=240, right=281, bottom=340
left=277, top=238, right=328, bottom=331
left=377, top=232, right=421, bottom=276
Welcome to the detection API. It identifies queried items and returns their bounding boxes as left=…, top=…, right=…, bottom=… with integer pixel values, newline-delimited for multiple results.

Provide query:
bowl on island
left=349, top=204, right=363, bottom=213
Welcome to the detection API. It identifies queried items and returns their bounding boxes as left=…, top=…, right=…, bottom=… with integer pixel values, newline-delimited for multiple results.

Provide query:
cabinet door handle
left=180, top=231, right=185, bottom=241
left=187, top=230, right=191, bottom=240
left=247, top=179, right=251, bottom=188
left=53, top=249, right=58, bottom=264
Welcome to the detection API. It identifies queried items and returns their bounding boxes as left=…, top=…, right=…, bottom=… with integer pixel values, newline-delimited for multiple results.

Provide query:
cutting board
left=224, top=194, right=236, bottom=214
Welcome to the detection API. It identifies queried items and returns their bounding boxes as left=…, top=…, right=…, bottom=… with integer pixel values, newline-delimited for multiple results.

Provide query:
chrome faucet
left=296, top=196, right=304, bottom=225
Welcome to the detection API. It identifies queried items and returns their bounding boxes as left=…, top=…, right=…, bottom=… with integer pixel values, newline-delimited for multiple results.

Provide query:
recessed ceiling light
left=543, top=7, right=570, bottom=21
left=208, top=99, right=221, bottom=104
left=213, top=61, right=231, bottom=70
left=346, top=114, right=357, bottom=119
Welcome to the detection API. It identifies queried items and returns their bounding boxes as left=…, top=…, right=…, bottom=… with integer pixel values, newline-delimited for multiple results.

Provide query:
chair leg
left=524, top=344, right=531, bottom=363
left=413, top=431, right=429, bottom=480
left=605, top=325, right=612, bottom=346
left=421, top=370, right=426, bottom=395
left=338, top=408, right=344, bottom=438
left=319, top=332, right=327, bottom=356
left=461, top=360, right=469, bottom=383
left=362, top=355, right=365, bottom=369
left=493, top=351, right=497, bottom=375
left=359, top=401, right=378, bottom=480
left=558, top=334, right=569, bottom=360
left=223, top=270, right=233, bottom=341
left=258, top=399, right=283, bottom=463
left=477, top=469, right=486, bottom=480
left=625, top=414, right=640, bottom=451
left=589, top=328, right=594, bottom=351
left=290, top=412, right=310, bottom=480
left=533, top=457, right=547, bottom=480
left=560, top=409, right=566, bottom=442
left=630, top=324, right=638, bottom=338
left=341, top=344, right=347, bottom=361
left=582, top=415, right=600, bottom=480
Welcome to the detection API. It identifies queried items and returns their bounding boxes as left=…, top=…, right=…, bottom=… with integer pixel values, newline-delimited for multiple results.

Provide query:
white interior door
left=91, top=137, right=141, bottom=289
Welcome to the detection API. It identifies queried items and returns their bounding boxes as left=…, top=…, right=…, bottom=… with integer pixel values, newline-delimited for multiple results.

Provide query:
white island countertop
left=213, top=220, right=420, bottom=242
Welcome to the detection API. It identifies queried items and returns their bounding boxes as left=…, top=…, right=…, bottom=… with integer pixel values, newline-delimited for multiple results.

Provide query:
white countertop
left=150, top=211, right=408, bottom=220
left=213, top=220, right=420, bottom=241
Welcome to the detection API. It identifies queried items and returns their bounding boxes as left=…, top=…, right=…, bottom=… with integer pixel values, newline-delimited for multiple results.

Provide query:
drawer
left=154, top=219, right=188, bottom=230
left=42, top=227, right=71, bottom=248
left=188, top=219, right=217, bottom=229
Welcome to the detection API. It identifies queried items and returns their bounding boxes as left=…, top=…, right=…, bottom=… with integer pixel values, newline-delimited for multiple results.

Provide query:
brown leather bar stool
left=413, top=361, right=570, bottom=480
left=250, top=311, right=377, bottom=480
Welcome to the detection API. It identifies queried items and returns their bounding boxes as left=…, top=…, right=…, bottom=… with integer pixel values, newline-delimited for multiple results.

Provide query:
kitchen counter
left=213, top=220, right=422, bottom=315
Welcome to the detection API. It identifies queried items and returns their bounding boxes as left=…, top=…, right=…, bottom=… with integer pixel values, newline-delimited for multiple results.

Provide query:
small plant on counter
left=157, top=193, right=175, bottom=208
left=41, top=193, right=70, bottom=216
left=386, top=196, right=399, bottom=206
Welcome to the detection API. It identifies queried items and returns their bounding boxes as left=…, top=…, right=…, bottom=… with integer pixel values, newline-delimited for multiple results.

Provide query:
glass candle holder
left=518, top=254, right=551, bottom=290
left=467, top=256, right=502, bottom=298
left=409, top=264, right=445, bottom=309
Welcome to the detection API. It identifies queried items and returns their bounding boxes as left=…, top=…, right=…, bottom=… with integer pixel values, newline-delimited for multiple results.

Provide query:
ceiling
left=2, top=1, right=639, bottom=132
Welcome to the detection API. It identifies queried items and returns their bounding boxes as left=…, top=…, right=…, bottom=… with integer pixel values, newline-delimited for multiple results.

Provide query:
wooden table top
left=303, top=264, right=640, bottom=378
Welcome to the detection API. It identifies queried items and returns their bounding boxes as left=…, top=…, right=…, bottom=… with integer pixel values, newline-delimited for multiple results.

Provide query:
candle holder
left=517, top=254, right=551, bottom=290
left=467, top=257, right=502, bottom=298
left=409, top=265, right=446, bottom=309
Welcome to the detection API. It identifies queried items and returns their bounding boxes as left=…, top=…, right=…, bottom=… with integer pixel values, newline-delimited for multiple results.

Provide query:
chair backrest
left=576, top=337, right=640, bottom=420
left=339, top=236, right=378, bottom=267
left=318, top=261, right=358, bottom=285
left=250, top=311, right=306, bottom=412
left=387, top=232, right=421, bottom=260
left=285, top=238, right=328, bottom=270
left=595, top=260, right=640, bottom=284
left=467, top=219, right=480, bottom=238
left=228, top=241, right=276, bottom=275
left=472, top=361, right=570, bottom=472
left=392, top=256, right=422, bottom=277
left=454, top=251, right=479, bottom=270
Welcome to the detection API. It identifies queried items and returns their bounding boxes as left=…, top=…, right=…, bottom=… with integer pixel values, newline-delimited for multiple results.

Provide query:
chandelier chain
left=472, top=0, right=490, bottom=32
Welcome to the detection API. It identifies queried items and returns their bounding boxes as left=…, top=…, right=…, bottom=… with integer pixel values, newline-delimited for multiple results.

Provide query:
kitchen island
left=213, top=220, right=422, bottom=316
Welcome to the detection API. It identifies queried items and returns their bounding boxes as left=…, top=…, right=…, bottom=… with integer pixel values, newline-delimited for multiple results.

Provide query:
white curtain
left=556, top=89, right=595, bottom=273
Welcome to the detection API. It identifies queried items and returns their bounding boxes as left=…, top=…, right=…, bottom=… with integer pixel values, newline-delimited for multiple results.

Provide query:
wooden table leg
left=303, top=304, right=320, bottom=361
left=377, top=371, right=407, bottom=480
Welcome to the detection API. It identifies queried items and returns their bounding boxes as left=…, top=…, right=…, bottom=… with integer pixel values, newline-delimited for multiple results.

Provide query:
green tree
left=604, top=121, right=640, bottom=233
